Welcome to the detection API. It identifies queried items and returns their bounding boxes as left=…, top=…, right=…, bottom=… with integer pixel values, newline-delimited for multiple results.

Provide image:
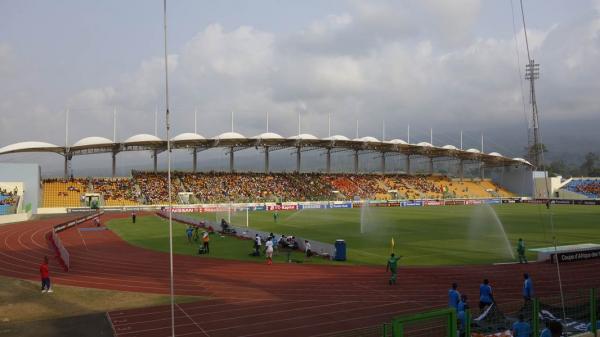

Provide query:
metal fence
left=370, top=288, right=599, bottom=337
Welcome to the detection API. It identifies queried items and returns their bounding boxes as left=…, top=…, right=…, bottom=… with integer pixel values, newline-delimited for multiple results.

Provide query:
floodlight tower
left=525, top=59, right=541, bottom=168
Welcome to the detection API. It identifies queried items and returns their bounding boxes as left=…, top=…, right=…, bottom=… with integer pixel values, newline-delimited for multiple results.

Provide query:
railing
left=330, top=288, right=599, bottom=337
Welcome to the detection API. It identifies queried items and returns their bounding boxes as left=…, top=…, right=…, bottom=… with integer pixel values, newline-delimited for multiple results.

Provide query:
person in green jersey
left=517, top=238, right=527, bottom=264
left=386, top=253, right=401, bottom=285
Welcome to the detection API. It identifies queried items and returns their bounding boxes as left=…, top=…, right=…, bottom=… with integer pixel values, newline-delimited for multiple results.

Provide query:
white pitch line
left=177, top=303, right=210, bottom=337
left=77, top=228, right=88, bottom=250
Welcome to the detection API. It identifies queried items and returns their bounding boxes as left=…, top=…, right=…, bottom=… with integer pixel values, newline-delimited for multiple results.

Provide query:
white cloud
left=2, top=0, right=600, bottom=171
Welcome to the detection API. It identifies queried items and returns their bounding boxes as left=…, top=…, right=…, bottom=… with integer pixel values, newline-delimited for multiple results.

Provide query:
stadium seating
left=41, top=172, right=515, bottom=206
left=133, top=172, right=182, bottom=204
left=563, top=178, right=600, bottom=198
left=90, top=178, right=140, bottom=206
left=42, top=179, right=87, bottom=207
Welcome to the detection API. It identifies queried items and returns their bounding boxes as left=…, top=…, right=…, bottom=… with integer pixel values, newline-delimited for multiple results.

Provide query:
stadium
left=1, top=1, right=600, bottom=337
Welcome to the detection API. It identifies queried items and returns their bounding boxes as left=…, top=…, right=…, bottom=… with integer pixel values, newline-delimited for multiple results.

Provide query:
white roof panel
left=252, top=132, right=284, bottom=140
left=357, top=136, right=380, bottom=143
left=488, top=152, right=502, bottom=157
left=442, top=145, right=458, bottom=150
left=288, top=133, right=319, bottom=140
left=386, top=139, right=408, bottom=145
left=214, top=132, right=246, bottom=140
left=124, top=134, right=163, bottom=144
left=0, top=141, right=63, bottom=155
left=72, top=136, right=113, bottom=148
left=466, top=148, right=481, bottom=153
left=324, top=135, right=350, bottom=141
left=417, top=142, right=433, bottom=147
left=171, top=133, right=206, bottom=142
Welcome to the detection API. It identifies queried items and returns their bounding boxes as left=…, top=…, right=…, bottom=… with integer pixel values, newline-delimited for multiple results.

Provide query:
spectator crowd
left=42, top=172, right=513, bottom=206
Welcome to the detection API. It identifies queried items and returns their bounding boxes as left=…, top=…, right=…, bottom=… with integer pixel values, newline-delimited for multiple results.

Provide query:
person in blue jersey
left=448, top=283, right=460, bottom=311
left=479, top=279, right=494, bottom=310
left=186, top=226, right=193, bottom=243
left=587, top=320, right=600, bottom=333
left=512, top=314, right=531, bottom=337
left=540, top=320, right=552, bottom=337
left=523, top=273, right=533, bottom=304
left=457, top=294, right=469, bottom=337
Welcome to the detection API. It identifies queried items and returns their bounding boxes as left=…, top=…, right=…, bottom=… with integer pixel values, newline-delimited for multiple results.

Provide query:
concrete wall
left=490, top=166, right=534, bottom=197
left=0, top=163, right=41, bottom=213
left=0, top=211, right=32, bottom=225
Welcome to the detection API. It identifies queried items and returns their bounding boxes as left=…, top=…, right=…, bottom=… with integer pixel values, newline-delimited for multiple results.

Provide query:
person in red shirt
left=40, top=256, right=52, bottom=293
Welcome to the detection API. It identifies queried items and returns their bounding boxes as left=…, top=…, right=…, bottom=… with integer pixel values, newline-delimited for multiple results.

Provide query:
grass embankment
left=0, top=275, right=200, bottom=324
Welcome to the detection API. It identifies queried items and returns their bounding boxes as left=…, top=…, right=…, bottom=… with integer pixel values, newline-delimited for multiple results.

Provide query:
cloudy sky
left=1, top=0, right=599, bottom=174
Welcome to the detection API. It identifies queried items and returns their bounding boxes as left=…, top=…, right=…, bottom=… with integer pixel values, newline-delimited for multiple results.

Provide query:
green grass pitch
left=108, top=204, right=600, bottom=266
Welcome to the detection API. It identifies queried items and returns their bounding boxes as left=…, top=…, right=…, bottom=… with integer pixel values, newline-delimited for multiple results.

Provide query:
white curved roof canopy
left=124, top=134, right=163, bottom=144
left=171, top=133, right=206, bottom=142
left=0, top=141, right=63, bottom=155
left=355, top=136, right=380, bottom=143
left=252, top=132, right=284, bottom=140
left=513, top=157, right=532, bottom=165
left=466, top=148, right=481, bottom=153
left=214, top=132, right=246, bottom=140
left=488, top=152, right=502, bottom=157
left=72, top=136, right=114, bottom=148
left=442, top=145, right=458, bottom=150
left=417, top=142, right=433, bottom=147
left=324, top=135, right=350, bottom=141
left=288, top=133, right=319, bottom=140
left=386, top=139, right=408, bottom=145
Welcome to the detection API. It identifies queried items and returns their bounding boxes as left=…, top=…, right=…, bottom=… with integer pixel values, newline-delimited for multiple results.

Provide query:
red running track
left=0, top=213, right=599, bottom=337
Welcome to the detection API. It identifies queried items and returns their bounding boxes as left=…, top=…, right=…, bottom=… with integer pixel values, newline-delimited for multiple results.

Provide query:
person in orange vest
left=202, top=231, right=210, bottom=254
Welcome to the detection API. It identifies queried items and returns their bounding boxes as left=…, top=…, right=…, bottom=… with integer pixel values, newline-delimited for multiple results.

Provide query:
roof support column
left=480, top=162, right=485, bottom=180
left=381, top=152, right=386, bottom=175
left=229, top=147, right=234, bottom=173
left=264, top=146, right=270, bottom=174
left=459, top=159, right=464, bottom=182
left=354, top=150, right=359, bottom=174
left=429, top=157, right=434, bottom=175
left=112, top=151, right=117, bottom=177
left=406, top=155, right=411, bottom=175
left=153, top=149, right=158, bottom=173
left=192, top=149, right=197, bottom=173
left=296, top=147, right=301, bottom=173
left=326, top=148, right=331, bottom=173
left=64, top=154, right=68, bottom=179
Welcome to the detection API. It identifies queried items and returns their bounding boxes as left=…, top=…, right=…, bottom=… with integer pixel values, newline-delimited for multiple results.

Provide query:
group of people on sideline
left=252, top=233, right=313, bottom=264
left=446, top=273, right=568, bottom=337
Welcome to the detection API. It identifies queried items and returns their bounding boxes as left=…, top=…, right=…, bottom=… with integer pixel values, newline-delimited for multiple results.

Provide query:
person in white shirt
left=265, top=239, right=274, bottom=265
left=305, top=240, right=312, bottom=257
left=254, top=234, right=262, bottom=256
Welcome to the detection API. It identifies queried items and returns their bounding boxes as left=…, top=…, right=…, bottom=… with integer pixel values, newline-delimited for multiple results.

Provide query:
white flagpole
left=162, top=1, right=175, bottom=336
left=113, top=107, right=117, bottom=142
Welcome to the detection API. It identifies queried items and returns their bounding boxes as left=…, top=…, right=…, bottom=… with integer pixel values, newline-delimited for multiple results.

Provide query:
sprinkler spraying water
left=484, top=204, right=515, bottom=260
left=469, top=204, right=515, bottom=260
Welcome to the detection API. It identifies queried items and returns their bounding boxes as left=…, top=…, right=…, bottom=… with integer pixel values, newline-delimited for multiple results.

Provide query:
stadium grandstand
left=563, top=178, right=600, bottom=198
left=39, top=172, right=515, bottom=207
left=0, top=185, right=20, bottom=215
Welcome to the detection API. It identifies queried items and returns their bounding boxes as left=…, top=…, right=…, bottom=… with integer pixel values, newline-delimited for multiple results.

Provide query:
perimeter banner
left=552, top=248, right=600, bottom=263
